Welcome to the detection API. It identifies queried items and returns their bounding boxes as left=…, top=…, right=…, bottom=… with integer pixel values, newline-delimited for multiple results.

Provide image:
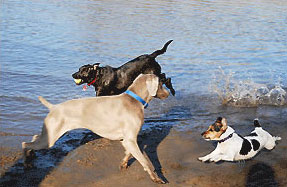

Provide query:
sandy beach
left=1, top=126, right=286, bottom=187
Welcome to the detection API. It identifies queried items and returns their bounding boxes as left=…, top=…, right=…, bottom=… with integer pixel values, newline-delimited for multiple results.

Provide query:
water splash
left=210, top=67, right=287, bottom=107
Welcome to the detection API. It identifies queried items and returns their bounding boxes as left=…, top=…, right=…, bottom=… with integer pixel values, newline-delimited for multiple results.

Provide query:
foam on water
left=210, top=67, right=287, bottom=107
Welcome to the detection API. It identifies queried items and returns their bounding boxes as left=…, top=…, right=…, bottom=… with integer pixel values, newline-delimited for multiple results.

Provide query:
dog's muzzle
left=201, top=132, right=211, bottom=141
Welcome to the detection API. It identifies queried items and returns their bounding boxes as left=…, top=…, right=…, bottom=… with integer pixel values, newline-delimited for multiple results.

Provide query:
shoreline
left=1, top=127, right=286, bottom=186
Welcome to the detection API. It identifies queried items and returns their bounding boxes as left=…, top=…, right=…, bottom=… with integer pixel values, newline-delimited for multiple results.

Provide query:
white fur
left=198, top=126, right=281, bottom=162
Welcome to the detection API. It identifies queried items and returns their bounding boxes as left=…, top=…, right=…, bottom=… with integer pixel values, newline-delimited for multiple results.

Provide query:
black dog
left=72, top=40, right=175, bottom=96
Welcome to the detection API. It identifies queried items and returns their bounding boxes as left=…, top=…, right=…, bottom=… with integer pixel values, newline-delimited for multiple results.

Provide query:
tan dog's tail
left=38, top=96, right=53, bottom=109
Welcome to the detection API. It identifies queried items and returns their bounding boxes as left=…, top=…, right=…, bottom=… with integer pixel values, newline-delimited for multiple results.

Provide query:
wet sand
left=0, top=126, right=286, bottom=187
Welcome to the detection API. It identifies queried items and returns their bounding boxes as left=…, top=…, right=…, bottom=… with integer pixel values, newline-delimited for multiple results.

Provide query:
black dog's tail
left=150, top=40, right=173, bottom=58
left=254, top=118, right=261, bottom=127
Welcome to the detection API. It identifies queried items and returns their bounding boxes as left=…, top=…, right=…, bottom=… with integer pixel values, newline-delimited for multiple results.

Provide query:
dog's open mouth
left=203, top=137, right=221, bottom=141
left=74, top=79, right=83, bottom=85
left=202, top=135, right=212, bottom=141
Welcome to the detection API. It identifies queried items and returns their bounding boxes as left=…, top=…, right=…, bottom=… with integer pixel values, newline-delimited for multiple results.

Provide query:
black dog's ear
left=93, top=63, right=100, bottom=70
left=216, top=117, right=223, bottom=122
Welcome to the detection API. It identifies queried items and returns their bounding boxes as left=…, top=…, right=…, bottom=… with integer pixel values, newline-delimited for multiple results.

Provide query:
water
left=1, top=0, right=287, bottom=147
left=210, top=67, right=287, bottom=107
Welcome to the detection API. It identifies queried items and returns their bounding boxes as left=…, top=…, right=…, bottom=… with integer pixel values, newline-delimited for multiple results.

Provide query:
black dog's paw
left=171, top=88, right=175, bottom=96
left=165, top=78, right=175, bottom=96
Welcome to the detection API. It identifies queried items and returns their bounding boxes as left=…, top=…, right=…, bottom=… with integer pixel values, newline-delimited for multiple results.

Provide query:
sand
left=0, top=127, right=286, bottom=187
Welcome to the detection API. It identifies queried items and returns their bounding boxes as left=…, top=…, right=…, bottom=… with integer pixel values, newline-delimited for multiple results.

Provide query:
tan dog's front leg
left=122, top=139, right=165, bottom=184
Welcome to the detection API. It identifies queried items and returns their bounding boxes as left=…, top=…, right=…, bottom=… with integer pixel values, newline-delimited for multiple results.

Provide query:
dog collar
left=83, top=77, right=97, bottom=91
left=88, top=77, right=97, bottom=86
left=124, top=90, right=148, bottom=109
left=218, top=133, right=233, bottom=143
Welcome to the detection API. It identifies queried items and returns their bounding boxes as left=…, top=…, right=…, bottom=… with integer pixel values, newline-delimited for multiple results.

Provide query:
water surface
left=1, top=0, right=286, bottom=147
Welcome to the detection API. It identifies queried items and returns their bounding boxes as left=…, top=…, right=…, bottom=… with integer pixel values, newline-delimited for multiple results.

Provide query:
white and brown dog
left=198, top=117, right=281, bottom=163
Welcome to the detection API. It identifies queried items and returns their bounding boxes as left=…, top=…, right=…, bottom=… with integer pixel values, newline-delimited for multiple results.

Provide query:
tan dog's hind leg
left=121, top=139, right=165, bottom=184
left=22, top=124, right=49, bottom=151
left=119, top=146, right=132, bottom=170
left=22, top=118, right=71, bottom=157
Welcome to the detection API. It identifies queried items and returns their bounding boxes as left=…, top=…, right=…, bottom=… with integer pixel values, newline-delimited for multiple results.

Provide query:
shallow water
left=1, top=0, right=287, bottom=146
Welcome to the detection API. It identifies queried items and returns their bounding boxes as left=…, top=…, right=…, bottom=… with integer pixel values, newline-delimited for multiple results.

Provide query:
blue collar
left=124, top=90, right=148, bottom=108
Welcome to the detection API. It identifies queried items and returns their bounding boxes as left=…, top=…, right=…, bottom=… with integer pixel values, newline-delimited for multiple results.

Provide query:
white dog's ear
left=222, top=118, right=227, bottom=127
left=146, top=75, right=159, bottom=96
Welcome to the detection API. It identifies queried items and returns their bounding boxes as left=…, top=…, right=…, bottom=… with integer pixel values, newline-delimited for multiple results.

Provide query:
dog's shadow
left=245, top=162, right=278, bottom=186
left=135, top=125, right=172, bottom=183
left=0, top=128, right=172, bottom=186
left=0, top=129, right=100, bottom=187
left=133, top=105, right=191, bottom=183
left=0, top=106, right=188, bottom=186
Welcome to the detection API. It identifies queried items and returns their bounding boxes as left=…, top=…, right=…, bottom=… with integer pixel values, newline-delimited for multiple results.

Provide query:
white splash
left=210, top=67, right=287, bottom=107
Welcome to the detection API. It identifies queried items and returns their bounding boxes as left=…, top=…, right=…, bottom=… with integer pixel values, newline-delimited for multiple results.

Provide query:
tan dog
left=22, top=74, right=169, bottom=183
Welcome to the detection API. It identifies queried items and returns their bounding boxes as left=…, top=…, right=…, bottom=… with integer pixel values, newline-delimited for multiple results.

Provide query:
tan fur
left=22, top=74, right=169, bottom=184
left=202, top=118, right=228, bottom=140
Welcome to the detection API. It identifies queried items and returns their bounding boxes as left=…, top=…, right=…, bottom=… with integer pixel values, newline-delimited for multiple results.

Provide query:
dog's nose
left=201, top=132, right=205, bottom=136
left=72, top=73, right=77, bottom=78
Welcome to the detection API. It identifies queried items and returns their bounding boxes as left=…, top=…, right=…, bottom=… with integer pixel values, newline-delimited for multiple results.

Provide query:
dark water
left=1, top=0, right=287, bottom=147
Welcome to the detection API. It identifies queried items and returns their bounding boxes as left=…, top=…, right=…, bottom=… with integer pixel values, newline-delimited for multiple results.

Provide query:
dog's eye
left=214, top=126, right=221, bottom=132
left=209, top=129, right=213, bottom=132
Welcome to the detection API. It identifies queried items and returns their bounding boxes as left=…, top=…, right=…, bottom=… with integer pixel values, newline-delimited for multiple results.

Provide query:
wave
left=0, top=95, right=38, bottom=103
left=210, top=67, right=287, bottom=107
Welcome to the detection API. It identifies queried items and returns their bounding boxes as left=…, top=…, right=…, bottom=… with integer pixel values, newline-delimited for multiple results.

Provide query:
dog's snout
left=72, top=72, right=78, bottom=78
left=155, top=83, right=170, bottom=99
left=156, top=89, right=169, bottom=99
left=201, top=132, right=205, bottom=136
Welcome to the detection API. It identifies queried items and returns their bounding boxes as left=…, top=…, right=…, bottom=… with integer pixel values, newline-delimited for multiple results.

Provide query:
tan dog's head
left=146, top=75, right=170, bottom=99
left=129, top=74, right=169, bottom=100
left=201, top=117, right=228, bottom=140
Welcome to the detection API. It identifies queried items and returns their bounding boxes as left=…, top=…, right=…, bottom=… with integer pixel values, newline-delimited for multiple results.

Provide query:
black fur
left=251, top=139, right=260, bottom=151
left=247, top=132, right=258, bottom=137
left=72, top=40, right=175, bottom=96
left=254, top=119, right=261, bottom=127
left=212, top=123, right=221, bottom=132
left=239, top=138, right=252, bottom=155
left=216, top=117, right=222, bottom=122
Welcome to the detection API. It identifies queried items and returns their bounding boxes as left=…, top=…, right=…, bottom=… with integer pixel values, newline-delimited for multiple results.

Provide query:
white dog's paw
left=210, top=158, right=221, bottom=163
left=209, top=155, right=222, bottom=162
left=198, top=156, right=208, bottom=162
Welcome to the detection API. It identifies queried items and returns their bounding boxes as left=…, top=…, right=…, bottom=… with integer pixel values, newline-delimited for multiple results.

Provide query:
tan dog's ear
left=221, top=118, right=227, bottom=129
left=146, top=75, right=159, bottom=96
